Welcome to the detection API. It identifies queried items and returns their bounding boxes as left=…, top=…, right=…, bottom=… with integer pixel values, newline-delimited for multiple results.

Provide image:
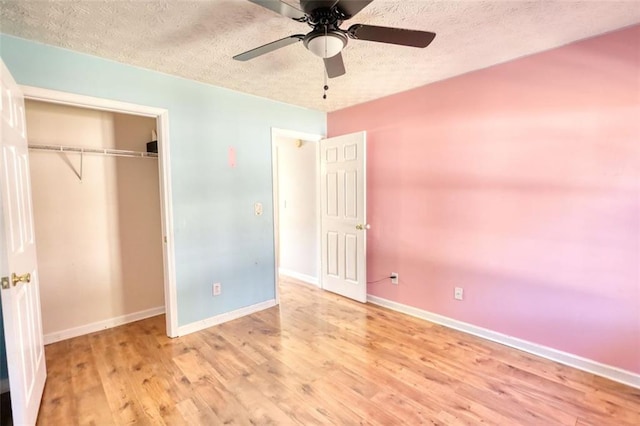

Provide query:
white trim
left=20, top=85, right=165, bottom=117
left=20, top=85, right=179, bottom=338
left=157, top=110, right=179, bottom=337
left=367, top=294, right=640, bottom=389
left=279, top=268, right=319, bottom=286
left=43, top=306, right=165, bottom=345
left=272, top=128, right=323, bottom=142
left=315, top=139, right=322, bottom=289
left=271, top=137, right=281, bottom=305
left=0, top=378, right=9, bottom=394
left=177, top=299, right=277, bottom=337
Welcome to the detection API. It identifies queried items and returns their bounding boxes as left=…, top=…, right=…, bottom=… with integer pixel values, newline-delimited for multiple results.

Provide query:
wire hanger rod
left=28, top=144, right=158, bottom=159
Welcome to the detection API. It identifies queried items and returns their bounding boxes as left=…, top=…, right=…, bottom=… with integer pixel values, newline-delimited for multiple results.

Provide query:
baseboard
left=0, top=378, right=8, bottom=394
left=367, top=294, right=640, bottom=389
left=279, top=268, right=319, bottom=286
left=177, top=299, right=277, bottom=337
left=43, top=306, right=165, bottom=345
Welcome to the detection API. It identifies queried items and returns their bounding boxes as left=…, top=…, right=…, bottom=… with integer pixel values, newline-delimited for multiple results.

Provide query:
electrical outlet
left=213, top=282, right=222, bottom=296
left=391, top=272, right=398, bottom=285
left=454, top=287, right=463, bottom=300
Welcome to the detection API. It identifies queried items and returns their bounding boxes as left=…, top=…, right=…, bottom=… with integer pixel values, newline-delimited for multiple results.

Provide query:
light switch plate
left=254, top=202, right=263, bottom=216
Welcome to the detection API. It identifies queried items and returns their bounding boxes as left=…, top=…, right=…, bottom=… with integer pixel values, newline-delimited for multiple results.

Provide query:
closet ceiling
left=1, top=1, right=639, bottom=112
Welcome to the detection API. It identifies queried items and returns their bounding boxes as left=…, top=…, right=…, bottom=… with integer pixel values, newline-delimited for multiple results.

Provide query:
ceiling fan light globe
left=305, top=33, right=347, bottom=58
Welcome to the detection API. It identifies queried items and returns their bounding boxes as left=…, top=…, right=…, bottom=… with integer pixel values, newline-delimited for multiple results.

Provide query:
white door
left=320, top=131, right=367, bottom=302
left=0, top=59, right=47, bottom=425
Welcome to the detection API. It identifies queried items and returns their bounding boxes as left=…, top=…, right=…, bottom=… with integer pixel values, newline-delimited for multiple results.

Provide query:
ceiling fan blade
left=348, top=24, right=436, bottom=48
left=335, top=0, right=373, bottom=18
left=323, top=52, right=346, bottom=78
left=233, top=35, right=305, bottom=61
left=247, top=0, right=306, bottom=20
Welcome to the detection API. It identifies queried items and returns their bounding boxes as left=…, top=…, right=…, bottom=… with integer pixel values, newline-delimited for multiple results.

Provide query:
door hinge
left=1, top=276, right=9, bottom=290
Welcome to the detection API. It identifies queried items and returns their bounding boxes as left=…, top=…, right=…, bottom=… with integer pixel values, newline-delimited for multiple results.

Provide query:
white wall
left=25, top=100, right=164, bottom=340
left=275, top=136, right=318, bottom=282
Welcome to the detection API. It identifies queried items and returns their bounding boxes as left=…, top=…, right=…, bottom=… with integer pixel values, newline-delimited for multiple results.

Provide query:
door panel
left=320, top=131, right=367, bottom=302
left=0, top=58, right=47, bottom=426
left=345, top=170, right=357, bottom=218
left=327, top=231, right=339, bottom=276
left=345, top=233, right=358, bottom=282
left=326, top=172, right=338, bottom=216
left=344, top=142, right=357, bottom=161
left=326, top=146, right=338, bottom=163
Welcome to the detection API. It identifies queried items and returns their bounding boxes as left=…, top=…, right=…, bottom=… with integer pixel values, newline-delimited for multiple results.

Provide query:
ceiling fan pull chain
left=323, top=25, right=329, bottom=99
left=323, top=58, right=329, bottom=99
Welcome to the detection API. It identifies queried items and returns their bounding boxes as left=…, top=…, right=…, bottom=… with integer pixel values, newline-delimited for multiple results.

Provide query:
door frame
left=270, top=128, right=323, bottom=304
left=20, top=85, right=179, bottom=338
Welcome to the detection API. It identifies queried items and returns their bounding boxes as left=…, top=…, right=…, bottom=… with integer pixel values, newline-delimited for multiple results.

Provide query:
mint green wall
left=0, top=34, right=326, bottom=328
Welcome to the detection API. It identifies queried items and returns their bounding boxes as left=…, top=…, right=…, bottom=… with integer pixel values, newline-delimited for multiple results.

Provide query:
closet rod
left=28, top=144, right=158, bottom=159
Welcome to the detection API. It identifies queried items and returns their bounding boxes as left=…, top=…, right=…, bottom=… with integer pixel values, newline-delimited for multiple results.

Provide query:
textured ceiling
left=1, top=1, right=639, bottom=112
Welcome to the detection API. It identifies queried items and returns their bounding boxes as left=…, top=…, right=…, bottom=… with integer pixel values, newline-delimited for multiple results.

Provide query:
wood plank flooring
left=38, top=277, right=640, bottom=425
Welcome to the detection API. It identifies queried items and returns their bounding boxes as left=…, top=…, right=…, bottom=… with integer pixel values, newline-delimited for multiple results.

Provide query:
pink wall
left=328, top=25, right=640, bottom=374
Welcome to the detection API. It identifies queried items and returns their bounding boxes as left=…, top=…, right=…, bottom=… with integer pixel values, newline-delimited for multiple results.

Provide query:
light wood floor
left=38, top=277, right=639, bottom=425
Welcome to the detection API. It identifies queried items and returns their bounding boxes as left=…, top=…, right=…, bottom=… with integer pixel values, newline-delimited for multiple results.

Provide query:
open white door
left=0, top=59, right=47, bottom=425
left=320, top=131, right=367, bottom=302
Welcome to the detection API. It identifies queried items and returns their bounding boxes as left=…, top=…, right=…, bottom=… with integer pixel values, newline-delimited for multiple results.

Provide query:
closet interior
left=25, top=100, right=166, bottom=343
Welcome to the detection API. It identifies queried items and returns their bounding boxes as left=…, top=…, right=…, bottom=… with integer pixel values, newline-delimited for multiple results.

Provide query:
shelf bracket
left=58, top=149, right=83, bottom=182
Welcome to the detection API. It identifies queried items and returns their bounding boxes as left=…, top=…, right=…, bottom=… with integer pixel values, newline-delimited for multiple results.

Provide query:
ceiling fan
left=233, top=0, right=436, bottom=79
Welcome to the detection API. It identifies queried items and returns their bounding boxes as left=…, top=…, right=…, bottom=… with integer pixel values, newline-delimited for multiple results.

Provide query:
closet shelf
left=28, top=144, right=158, bottom=159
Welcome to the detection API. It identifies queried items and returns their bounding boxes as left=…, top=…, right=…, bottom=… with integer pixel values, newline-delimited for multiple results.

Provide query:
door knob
left=11, top=272, right=31, bottom=286
left=356, top=224, right=371, bottom=230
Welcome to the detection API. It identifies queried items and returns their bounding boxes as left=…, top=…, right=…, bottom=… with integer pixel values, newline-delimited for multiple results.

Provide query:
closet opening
left=271, top=128, right=323, bottom=302
left=22, top=93, right=176, bottom=343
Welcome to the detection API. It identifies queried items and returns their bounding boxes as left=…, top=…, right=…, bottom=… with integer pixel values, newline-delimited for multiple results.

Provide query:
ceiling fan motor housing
left=302, top=1, right=348, bottom=27
left=300, top=0, right=347, bottom=17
